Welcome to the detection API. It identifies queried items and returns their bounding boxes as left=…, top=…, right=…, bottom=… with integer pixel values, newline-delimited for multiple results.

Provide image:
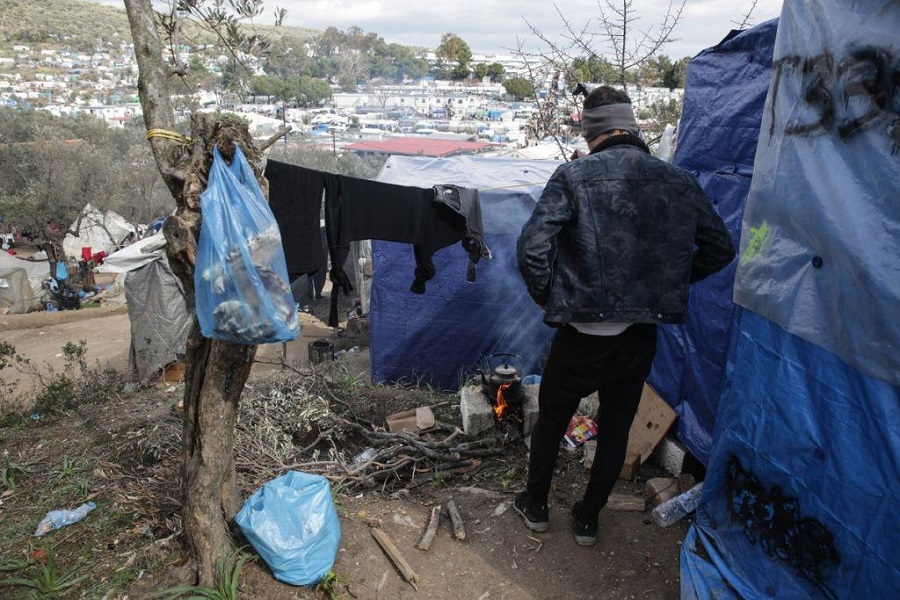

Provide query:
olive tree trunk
left=123, top=0, right=264, bottom=585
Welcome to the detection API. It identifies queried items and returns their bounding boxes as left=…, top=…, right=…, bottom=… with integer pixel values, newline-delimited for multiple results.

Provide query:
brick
left=521, top=383, right=539, bottom=436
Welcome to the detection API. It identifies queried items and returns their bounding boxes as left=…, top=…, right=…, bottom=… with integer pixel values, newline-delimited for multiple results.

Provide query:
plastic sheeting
left=682, top=308, right=900, bottom=599
left=95, top=233, right=166, bottom=274
left=124, top=255, right=191, bottom=380
left=0, top=252, right=48, bottom=302
left=62, top=203, right=135, bottom=259
left=370, top=155, right=560, bottom=390
left=0, top=267, right=39, bottom=314
left=734, top=1, right=900, bottom=385
left=648, top=19, right=778, bottom=464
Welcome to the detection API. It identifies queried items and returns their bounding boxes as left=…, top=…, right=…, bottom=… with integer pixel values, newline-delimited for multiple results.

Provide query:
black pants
left=526, top=323, right=657, bottom=520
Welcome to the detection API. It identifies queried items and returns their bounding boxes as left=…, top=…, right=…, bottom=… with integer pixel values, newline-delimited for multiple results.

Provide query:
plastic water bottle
left=651, top=481, right=704, bottom=528
left=34, top=502, right=97, bottom=537
left=352, top=447, right=377, bottom=465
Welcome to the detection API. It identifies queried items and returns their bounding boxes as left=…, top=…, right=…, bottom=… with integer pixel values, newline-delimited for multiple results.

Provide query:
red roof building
left=344, top=137, right=495, bottom=158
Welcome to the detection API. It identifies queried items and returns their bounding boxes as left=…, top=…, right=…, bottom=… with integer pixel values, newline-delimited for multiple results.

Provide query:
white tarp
left=62, top=203, right=135, bottom=259
left=0, top=252, right=49, bottom=297
left=0, top=266, right=39, bottom=314
left=95, top=233, right=167, bottom=274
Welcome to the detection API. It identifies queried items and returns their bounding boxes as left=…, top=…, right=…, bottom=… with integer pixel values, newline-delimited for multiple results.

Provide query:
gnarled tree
left=122, top=0, right=284, bottom=585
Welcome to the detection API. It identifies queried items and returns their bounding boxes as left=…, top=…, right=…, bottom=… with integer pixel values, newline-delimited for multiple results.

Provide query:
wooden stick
left=370, top=527, right=420, bottom=591
left=446, top=499, right=466, bottom=540
left=416, top=505, right=442, bottom=551
left=258, top=126, right=292, bottom=151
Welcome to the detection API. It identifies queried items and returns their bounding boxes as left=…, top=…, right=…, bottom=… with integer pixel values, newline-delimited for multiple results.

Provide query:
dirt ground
left=0, top=299, right=689, bottom=599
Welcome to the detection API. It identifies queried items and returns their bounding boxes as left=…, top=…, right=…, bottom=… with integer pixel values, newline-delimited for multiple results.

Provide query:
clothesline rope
left=478, top=181, right=549, bottom=192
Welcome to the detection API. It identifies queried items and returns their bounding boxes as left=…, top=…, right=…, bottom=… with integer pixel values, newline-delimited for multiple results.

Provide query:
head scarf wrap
left=581, top=102, right=639, bottom=140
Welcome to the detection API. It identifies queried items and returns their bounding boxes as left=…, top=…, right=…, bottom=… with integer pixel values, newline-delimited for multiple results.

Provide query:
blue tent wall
left=683, top=2, right=900, bottom=597
left=682, top=308, right=900, bottom=599
left=648, top=20, right=779, bottom=464
left=370, top=156, right=559, bottom=390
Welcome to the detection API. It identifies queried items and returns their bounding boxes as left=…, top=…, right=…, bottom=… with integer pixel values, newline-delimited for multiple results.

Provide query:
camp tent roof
left=345, top=137, right=495, bottom=158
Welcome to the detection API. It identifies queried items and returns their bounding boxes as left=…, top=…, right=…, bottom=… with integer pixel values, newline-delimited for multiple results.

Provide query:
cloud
left=90, top=0, right=784, bottom=57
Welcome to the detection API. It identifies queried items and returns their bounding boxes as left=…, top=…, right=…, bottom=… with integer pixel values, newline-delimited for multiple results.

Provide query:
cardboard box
left=162, top=361, right=186, bottom=383
left=386, top=406, right=436, bottom=433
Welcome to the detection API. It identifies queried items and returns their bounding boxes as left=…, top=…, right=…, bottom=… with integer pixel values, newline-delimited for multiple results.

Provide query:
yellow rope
left=146, top=129, right=192, bottom=144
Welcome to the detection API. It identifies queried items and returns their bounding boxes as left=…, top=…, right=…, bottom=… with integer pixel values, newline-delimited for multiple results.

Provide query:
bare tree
left=733, top=0, right=761, bottom=30
left=122, top=0, right=287, bottom=586
left=521, top=1, right=685, bottom=93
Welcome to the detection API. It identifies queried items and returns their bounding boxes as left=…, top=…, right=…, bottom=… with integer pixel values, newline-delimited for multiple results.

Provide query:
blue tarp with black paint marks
left=682, top=2, right=900, bottom=597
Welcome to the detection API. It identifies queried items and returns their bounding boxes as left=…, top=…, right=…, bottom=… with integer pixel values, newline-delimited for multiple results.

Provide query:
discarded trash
left=235, top=471, right=341, bottom=586
left=386, top=406, right=436, bottom=433
left=564, top=414, right=597, bottom=448
left=34, top=502, right=96, bottom=537
left=353, top=447, right=377, bottom=465
left=651, top=481, right=705, bottom=528
left=29, top=413, right=40, bottom=420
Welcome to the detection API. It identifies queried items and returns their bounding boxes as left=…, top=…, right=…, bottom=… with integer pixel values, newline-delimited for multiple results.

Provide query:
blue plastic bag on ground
left=235, top=471, right=341, bottom=586
left=195, top=144, right=300, bottom=344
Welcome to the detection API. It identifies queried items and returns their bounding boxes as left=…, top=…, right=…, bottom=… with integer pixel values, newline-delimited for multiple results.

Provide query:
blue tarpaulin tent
left=647, top=19, right=778, bottom=465
left=370, top=156, right=558, bottom=389
left=680, top=1, right=900, bottom=597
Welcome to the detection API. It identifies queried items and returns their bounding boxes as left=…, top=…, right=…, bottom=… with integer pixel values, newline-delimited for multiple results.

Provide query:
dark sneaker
left=571, top=500, right=598, bottom=546
left=514, top=492, right=549, bottom=532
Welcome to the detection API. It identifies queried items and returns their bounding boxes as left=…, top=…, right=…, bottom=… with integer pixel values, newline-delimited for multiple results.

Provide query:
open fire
left=494, top=383, right=512, bottom=420
left=481, top=361, right=527, bottom=427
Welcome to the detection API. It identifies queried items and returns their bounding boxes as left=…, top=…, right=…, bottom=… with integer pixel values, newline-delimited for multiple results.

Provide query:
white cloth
left=570, top=321, right=632, bottom=336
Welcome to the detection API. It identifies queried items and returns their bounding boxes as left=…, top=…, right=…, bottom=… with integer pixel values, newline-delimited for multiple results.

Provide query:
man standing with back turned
left=515, top=86, right=735, bottom=546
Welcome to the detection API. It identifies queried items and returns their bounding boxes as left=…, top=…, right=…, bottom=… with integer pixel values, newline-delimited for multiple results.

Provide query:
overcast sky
left=91, top=0, right=783, bottom=58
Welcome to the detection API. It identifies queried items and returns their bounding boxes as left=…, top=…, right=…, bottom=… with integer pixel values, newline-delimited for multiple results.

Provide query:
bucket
left=308, top=339, right=334, bottom=364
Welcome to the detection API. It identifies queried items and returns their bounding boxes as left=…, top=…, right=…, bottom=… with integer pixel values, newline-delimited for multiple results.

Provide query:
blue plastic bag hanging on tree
left=195, top=144, right=299, bottom=344
left=235, top=471, right=341, bottom=586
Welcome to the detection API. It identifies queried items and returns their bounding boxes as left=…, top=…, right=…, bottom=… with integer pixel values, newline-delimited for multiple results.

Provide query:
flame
left=494, top=383, right=511, bottom=420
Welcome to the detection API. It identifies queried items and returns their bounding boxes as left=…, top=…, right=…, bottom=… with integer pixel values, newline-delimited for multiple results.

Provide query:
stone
left=653, top=435, right=689, bottom=476
left=460, top=384, right=495, bottom=437
left=521, top=383, right=540, bottom=436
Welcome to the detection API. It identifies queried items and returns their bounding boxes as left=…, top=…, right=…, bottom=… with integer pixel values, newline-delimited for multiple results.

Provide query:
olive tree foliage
left=0, top=108, right=172, bottom=256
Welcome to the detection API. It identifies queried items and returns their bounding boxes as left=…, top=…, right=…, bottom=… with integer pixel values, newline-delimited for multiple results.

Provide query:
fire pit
left=459, top=355, right=540, bottom=437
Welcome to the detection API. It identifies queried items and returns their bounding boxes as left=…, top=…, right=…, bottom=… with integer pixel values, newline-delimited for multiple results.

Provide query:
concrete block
left=653, top=435, right=689, bottom=476
left=521, top=383, right=539, bottom=436
left=578, top=391, right=599, bottom=416
left=460, top=384, right=495, bottom=437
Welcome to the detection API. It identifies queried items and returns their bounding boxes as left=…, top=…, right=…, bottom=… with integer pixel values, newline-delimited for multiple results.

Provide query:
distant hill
left=0, top=0, right=320, bottom=52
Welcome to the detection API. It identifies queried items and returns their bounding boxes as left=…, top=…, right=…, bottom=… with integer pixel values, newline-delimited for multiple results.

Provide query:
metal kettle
left=480, top=353, right=522, bottom=388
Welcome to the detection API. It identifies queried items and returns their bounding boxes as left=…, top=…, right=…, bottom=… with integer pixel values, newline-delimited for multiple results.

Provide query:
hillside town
left=0, top=38, right=684, bottom=160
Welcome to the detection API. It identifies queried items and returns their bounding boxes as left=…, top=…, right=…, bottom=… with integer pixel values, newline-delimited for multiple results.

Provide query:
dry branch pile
left=232, top=371, right=506, bottom=492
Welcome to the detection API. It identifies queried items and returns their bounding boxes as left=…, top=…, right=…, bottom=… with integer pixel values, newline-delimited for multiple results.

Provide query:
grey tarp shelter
left=97, top=234, right=191, bottom=379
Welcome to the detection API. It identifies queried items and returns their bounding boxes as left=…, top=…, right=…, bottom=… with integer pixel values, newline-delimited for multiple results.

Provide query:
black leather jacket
left=516, top=135, right=735, bottom=326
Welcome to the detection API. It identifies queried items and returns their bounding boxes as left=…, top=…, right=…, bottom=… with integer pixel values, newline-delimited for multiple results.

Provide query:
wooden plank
left=606, top=493, right=646, bottom=512
left=627, top=384, right=678, bottom=464
left=370, top=527, right=419, bottom=591
left=618, top=451, right=641, bottom=480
